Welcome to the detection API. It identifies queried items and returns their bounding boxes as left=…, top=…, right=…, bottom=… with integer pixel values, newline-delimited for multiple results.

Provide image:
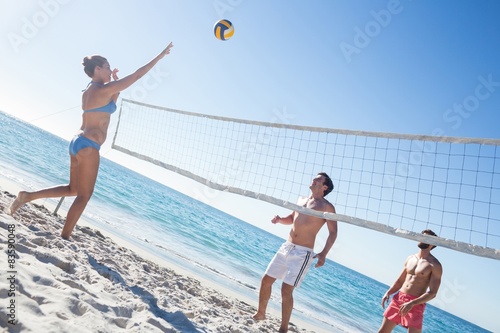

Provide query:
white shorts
left=265, top=241, right=315, bottom=288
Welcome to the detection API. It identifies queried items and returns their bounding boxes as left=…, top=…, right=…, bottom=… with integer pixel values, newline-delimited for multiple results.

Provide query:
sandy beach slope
left=0, top=189, right=322, bottom=333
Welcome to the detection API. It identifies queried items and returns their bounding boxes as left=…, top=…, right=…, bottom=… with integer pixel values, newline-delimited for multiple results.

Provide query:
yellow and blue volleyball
left=214, top=19, right=234, bottom=41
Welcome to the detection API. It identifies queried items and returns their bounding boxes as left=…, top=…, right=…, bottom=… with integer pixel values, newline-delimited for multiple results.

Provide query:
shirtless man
left=378, top=229, right=443, bottom=333
left=253, top=172, right=338, bottom=333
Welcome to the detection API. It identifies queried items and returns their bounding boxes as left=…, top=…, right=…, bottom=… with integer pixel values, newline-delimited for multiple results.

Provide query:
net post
left=54, top=197, right=65, bottom=216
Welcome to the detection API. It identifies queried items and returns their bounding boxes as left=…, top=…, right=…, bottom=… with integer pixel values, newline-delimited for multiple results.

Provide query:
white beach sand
left=0, top=186, right=326, bottom=333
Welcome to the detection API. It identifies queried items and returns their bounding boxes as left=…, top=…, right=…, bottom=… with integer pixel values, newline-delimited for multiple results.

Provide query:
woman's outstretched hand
left=112, top=68, right=119, bottom=81
left=161, top=42, right=174, bottom=57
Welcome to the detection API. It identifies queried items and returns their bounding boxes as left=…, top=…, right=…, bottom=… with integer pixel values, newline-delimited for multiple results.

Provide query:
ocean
left=0, top=111, right=491, bottom=333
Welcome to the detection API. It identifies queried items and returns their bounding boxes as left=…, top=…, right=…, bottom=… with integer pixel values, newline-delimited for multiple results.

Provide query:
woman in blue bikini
left=9, top=42, right=174, bottom=239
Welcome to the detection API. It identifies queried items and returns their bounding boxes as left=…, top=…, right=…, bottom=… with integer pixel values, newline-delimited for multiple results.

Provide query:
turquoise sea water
left=0, top=111, right=491, bottom=333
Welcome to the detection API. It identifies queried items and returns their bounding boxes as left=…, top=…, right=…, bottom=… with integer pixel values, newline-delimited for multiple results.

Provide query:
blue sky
left=1, top=1, right=500, bottom=331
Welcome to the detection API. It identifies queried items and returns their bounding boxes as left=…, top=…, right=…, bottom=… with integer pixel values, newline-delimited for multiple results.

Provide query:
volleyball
left=213, top=19, right=234, bottom=41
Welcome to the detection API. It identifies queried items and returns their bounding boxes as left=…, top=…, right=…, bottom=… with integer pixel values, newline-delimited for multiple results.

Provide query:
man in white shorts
left=253, top=172, right=338, bottom=333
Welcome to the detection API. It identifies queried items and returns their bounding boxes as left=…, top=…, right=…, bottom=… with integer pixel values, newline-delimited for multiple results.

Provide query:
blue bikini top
left=83, top=100, right=117, bottom=114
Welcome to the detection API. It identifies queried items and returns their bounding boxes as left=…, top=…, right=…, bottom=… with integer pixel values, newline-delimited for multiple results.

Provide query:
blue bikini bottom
left=69, top=135, right=101, bottom=156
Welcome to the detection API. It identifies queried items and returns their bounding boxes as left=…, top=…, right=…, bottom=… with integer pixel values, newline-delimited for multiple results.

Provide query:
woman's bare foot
left=252, top=312, right=266, bottom=321
left=9, top=191, right=27, bottom=215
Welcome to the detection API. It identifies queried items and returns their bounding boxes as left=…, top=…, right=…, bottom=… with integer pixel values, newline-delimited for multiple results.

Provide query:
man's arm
left=313, top=220, right=338, bottom=268
left=271, top=212, right=294, bottom=225
left=381, top=261, right=409, bottom=308
left=313, top=204, right=338, bottom=268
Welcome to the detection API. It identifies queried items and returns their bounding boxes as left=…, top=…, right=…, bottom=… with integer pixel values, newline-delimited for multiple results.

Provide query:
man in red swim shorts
left=378, top=229, right=443, bottom=333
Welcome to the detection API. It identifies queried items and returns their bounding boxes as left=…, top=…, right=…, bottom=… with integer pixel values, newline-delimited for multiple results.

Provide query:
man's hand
left=271, top=215, right=280, bottom=224
left=313, top=252, right=326, bottom=268
left=398, top=301, right=414, bottom=316
left=381, top=294, right=390, bottom=308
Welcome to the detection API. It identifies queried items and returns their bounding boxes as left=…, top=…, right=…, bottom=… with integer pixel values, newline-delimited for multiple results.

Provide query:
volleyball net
left=112, top=99, right=500, bottom=259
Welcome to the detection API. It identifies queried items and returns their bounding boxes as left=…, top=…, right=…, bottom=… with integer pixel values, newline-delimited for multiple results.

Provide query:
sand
left=0, top=188, right=325, bottom=333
